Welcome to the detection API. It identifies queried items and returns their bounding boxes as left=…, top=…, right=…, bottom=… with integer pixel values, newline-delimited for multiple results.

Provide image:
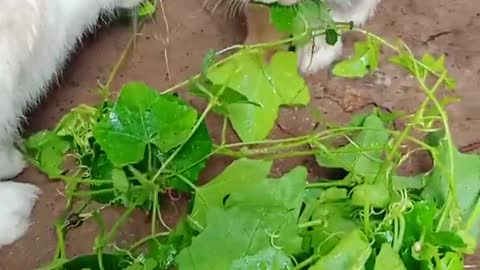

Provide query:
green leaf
left=426, top=231, right=466, bottom=248
left=421, top=131, right=480, bottom=229
left=403, top=201, right=437, bottom=248
left=333, top=37, right=381, bottom=78
left=137, top=0, right=156, bottom=17
left=374, top=244, right=407, bottom=270
left=325, top=29, right=339, bottom=46
left=54, top=104, right=97, bottom=153
left=189, top=81, right=261, bottom=115
left=190, top=158, right=272, bottom=226
left=389, top=53, right=456, bottom=89
left=178, top=165, right=307, bottom=269
left=176, top=207, right=301, bottom=270
left=269, top=4, right=298, bottom=33
left=309, top=230, right=371, bottom=270
left=308, top=202, right=359, bottom=254
left=160, top=121, right=212, bottom=191
left=230, top=248, right=294, bottom=270
left=85, top=151, right=116, bottom=203
left=93, top=82, right=197, bottom=167
left=24, top=131, right=71, bottom=177
left=350, top=182, right=391, bottom=208
left=440, top=252, right=463, bottom=270
left=208, top=50, right=310, bottom=141
left=315, top=113, right=389, bottom=176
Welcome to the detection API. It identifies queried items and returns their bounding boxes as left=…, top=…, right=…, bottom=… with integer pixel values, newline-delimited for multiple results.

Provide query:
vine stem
left=129, top=232, right=170, bottom=251
left=297, top=219, right=323, bottom=229
left=104, top=206, right=136, bottom=245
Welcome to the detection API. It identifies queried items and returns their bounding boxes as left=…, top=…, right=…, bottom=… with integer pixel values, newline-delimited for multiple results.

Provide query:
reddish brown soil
left=1, top=0, right=479, bottom=269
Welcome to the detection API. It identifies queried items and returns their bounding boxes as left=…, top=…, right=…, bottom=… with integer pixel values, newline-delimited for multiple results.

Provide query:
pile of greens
left=25, top=1, right=479, bottom=270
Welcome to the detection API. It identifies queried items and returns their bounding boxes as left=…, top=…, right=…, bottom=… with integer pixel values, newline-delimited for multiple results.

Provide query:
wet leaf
left=230, top=248, right=294, bottom=270
left=93, top=82, right=197, bottom=167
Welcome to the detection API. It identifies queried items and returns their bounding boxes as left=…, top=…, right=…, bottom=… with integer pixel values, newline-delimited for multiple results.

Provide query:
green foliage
left=25, top=16, right=478, bottom=270
left=93, top=82, right=198, bottom=167
left=207, top=50, right=310, bottom=141
left=332, top=36, right=381, bottom=77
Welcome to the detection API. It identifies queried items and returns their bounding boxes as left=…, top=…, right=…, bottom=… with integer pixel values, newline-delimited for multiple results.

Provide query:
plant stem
left=104, top=206, right=136, bottom=245
left=151, top=191, right=158, bottom=235
left=129, top=232, right=170, bottom=251
left=294, top=254, right=322, bottom=270
left=306, top=179, right=352, bottom=189
left=298, top=219, right=323, bottom=229
left=393, top=215, right=406, bottom=252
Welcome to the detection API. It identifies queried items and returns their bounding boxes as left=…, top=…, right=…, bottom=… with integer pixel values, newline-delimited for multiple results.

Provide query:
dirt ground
left=1, top=0, right=479, bottom=269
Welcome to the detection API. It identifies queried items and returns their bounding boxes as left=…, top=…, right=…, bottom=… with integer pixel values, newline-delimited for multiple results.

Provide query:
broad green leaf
left=178, top=165, right=307, bottom=269
left=374, top=244, right=407, bottom=270
left=93, top=82, right=197, bottom=167
left=208, top=50, right=310, bottom=141
left=315, top=113, right=389, bottom=176
left=159, top=122, right=212, bottom=191
left=309, top=230, right=371, bottom=270
left=189, top=81, right=261, bottom=115
left=421, top=131, right=480, bottom=231
left=230, top=248, right=294, bottom=270
left=333, top=37, right=381, bottom=78
left=403, top=201, right=437, bottom=248
left=176, top=207, right=301, bottom=270
left=24, top=130, right=71, bottom=177
left=190, top=158, right=272, bottom=226
left=308, top=202, right=359, bottom=254
left=270, top=4, right=298, bottom=33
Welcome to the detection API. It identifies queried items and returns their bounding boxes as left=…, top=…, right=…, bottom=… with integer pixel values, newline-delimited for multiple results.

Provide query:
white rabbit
left=238, top=0, right=381, bottom=74
left=0, top=0, right=143, bottom=248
